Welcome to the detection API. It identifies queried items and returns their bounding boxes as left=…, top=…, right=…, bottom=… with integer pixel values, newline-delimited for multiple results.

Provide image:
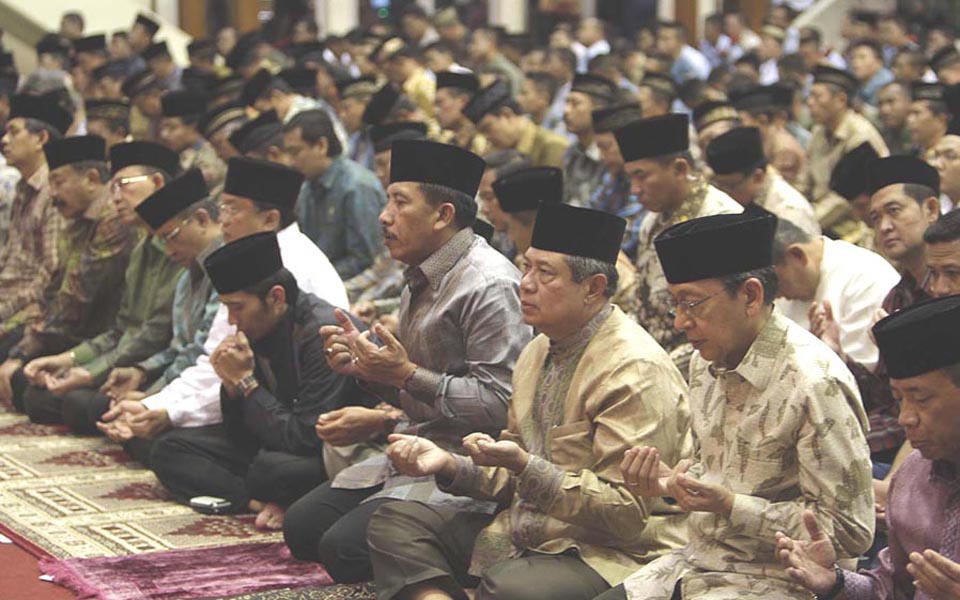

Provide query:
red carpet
left=0, top=542, right=74, bottom=600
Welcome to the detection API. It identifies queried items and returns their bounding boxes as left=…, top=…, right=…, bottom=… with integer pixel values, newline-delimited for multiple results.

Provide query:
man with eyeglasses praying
left=0, top=136, right=137, bottom=412
left=19, top=141, right=184, bottom=429
left=604, top=211, right=874, bottom=600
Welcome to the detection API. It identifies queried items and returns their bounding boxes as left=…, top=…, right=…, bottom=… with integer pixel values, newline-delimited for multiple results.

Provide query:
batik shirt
left=563, top=141, right=606, bottom=207
left=0, top=158, right=21, bottom=250
left=756, top=167, right=820, bottom=238
left=622, top=313, right=875, bottom=600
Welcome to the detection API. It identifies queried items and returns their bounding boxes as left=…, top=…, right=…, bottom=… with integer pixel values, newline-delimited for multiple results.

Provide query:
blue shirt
left=590, top=170, right=646, bottom=261
left=296, top=156, right=386, bottom=280
left=670, top=45, right=711, bottom=83
left=859, top=68, right=895, bottom=107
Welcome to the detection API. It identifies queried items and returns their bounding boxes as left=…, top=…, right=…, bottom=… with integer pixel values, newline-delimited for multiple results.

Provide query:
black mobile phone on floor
left=189, top=495, right=233, bottom=514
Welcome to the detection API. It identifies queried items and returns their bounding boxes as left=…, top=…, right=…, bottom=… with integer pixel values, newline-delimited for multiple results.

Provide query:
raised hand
left=100, top=367, right=145, bottom=401
left=620, top=446, right=675, bottom=497
left=351, top=322, right=417, bottom=388
left=315, top=406, right=388, bottom=446
left=908, top=550, right=960, bottom=599
left=320, top=309, right=364, bottom=377
left=775, top=510, right=839, bottom=595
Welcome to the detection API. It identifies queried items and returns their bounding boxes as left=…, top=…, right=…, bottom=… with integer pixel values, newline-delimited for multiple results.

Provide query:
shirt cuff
left=516, top=455, right=564, bottom=510
left=437, top=453, right=482, bottom=495
left=842, top=570, right=876, bottom=600
left=404, top=366, right=442, bottom=402
left=728, top=493, right=769, bottom=538
left=70, top=343, right=96, bottom=366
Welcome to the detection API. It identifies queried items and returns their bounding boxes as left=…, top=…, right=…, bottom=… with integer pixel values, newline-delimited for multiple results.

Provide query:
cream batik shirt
left=623, top=313, right=875, bottom=600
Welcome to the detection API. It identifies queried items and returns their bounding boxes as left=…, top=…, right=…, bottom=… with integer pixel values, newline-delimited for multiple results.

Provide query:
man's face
left=907, top=100, right=946, bottom=149
left=877, top=85, right=911, bottom=129
left=1, top=118, right=44, bottom=170
left=96, top=76, right=124, bottom=100
left=893, top=369, right=960, bottom=462
left=595, top=131, right=624, bottom=172
left=703, top=20, right=721, bottom=44
left=656, top=28, right=682, bottom=57
left=220, top=289, right=281, bottom=341
left=292, top=21, right=315, bottom=44
left=401, top=15, right=427, bottom=41
left=128, top=24, right=151, bottom=52
left=373, top=149, right=391, bottom=190
left=868, top=184, right=937, bottom=262
left=759, top=35, right=782, bottom=62
left=563, top=91, right=594, bottom=135
left=925, top=240, right=960, bottom=298
left=892, top=53, right=922, bottom=83
left=667, top=278, right=747, bottom=365
left=159, top=117, right=194, bottom=153
left=218, top=193, right=274, bottom=243
left=338, top=96, right=368, bottom=133
left=49, top=165, right=97, bottom=219
left=931, top=136, right=960, bottom=201
left=878, top=20, right=899, bottom=45
left=850, top=46, right=881, bottom=82
left=478, top=168, right=508, bottom=231
left=110, top=35, right=132, bottom=60
left=155, top=211, right=208, bottom=267
left=468, top=31, right=492, bottom=62
left=711, top=168, right=764, bottom=206
left=380, top=181, right=445, bottom=265
left=424, top=49, right=452, bottom=74
left=927, top=30, right=953, bottom=56
left=773, top=250, right=816, bottom=301
left=636, top=86, right=667, bottom=118
left=519, top=247, right=595, bottom=331
left=283, top=126, right=326, bottom=180
left=518, top=78, right=548, bottom=119
left=799, top=41, right=820, bottom=70
left=435, top=88, right=466, bottom=129
left=477, top=112, right=517, bottom=150
left=110, top=165, right=161, bottom=226
left=807, top=83, right=844, bottom=125
left=624, top=157, right=683, bottom=213
left=545, top=54, right=570, bottom=81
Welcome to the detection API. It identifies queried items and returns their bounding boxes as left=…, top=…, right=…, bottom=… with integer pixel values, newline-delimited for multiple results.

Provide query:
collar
left=515, top=117, right=538, bottom=156
left=194, top=235, right=224, bottom=278
left=549, top=304, right=612, bottom=360
left=930, top=459, right=960, bottom=491
left=707, top=312, right=784, bottom=390
left=316, top=155, right=345, bottom=188
left=826, top=109, right=855, bottom=143
left=403, top=227, right=475, bottom=292
left=81, top=187, right=110, bottom=221
left=277, top=221, right=299, bottom=243
left=661, top=175, right=710, bottom=225
left=27, top=162, right=49, bottom=193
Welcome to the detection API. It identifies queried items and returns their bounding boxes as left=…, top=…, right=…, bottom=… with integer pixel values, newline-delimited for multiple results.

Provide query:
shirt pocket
left=549, top=420, right=593, bottom=469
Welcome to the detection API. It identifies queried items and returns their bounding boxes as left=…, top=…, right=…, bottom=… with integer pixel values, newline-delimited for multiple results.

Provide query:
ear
left=150, top=172, right=166, bottom=190
left=262, top=207, right=282, bottom=229
left=924, top=195, right=941, bottom=219
left=742, top=277, right=766, bottom=315
left=672, top=156, right=690, bottom=177
left=267, top=284, right=287, bottom=307
left=752, top=167, right=766, bottom=184
left=193, top=208, right=210, bottom=226
left=585, top=273, right=608, bottom=301
left=315, top=135, right=329, bottom=158
left=435, top=202, right=456, bottom=229
left=787, top=244, right=807, bottom=265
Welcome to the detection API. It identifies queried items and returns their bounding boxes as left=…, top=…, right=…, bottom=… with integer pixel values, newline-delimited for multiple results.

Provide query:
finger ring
left=325, top=347, right=334, bottom=356
left=352, top=355, right=359, bottom=363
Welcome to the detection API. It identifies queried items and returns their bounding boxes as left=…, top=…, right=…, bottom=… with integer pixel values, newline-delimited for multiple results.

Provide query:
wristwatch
left=237, top=374, right=260, bottom=397
left=816, top=565, right=845, bottom=600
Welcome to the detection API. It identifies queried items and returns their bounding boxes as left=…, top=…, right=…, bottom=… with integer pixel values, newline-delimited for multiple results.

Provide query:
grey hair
left=565, top=255, right=619, bottom=298
left=719, top=265, right=779, bottom=304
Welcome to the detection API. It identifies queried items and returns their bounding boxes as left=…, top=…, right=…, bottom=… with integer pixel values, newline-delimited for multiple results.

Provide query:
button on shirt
left=296, top=155, right=386, bottom=280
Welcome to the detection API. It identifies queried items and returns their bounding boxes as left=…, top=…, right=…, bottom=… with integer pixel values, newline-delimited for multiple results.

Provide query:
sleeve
left=142, top=290, right=220, bottom=390
left=404, top=276, right=532, bottom=436
left=332, top=182, right=385, bottom=280
left=727, top=378, right=875, bottom=559
left=223, top=332, right=341, bottom=455
left=837, top=274, right=897, bottom=370
left=0, top=204, right=62, bottom=321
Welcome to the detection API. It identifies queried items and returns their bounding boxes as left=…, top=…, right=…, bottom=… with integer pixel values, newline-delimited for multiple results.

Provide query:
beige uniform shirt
left=757, top=167, right=820, bottom=238
left=623, top=313, right=875, bottom=600
left=444, top=306, right=692, bottom=585
left=802, top=110, right=888, bottom=242
left=634, top=180, right=743, bottom=372
left=403, top=67, right=436, bottom=119
left=514, top=117, right=569, bottom=169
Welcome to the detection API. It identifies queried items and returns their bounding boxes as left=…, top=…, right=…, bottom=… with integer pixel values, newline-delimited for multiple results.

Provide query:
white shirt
left=759, top=58, right=780, bottom=85
left=779, top=237, right=900, bottom=370
left=141, top=223, right=348, bottom=427
left=571, top=39, right=611, bottom=73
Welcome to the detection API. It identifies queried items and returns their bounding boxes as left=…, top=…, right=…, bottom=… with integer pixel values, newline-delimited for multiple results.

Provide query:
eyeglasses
left=110, top=175, right=150, bottom=195
left=161, top=216, right=192, bottom=243
left=666, top=292, right=718, bottom=319
left=217, top=201, right=248, bottom=217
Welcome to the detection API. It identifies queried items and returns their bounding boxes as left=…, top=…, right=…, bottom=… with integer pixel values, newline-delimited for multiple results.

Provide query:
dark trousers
left=123, top=436, right=155, bottom=467
left=0, top=325, right=25, bottom=361
left=282, top=481, right=390, bottom=582
left=149, top=424, right=326, bottom=512
left=368, top=501, right=609, bottom=600
left=593, top=583, right=682, bottom=600
left=22, top=386, right=110, bottom=434
left=9, top=368, right=30, bottom=413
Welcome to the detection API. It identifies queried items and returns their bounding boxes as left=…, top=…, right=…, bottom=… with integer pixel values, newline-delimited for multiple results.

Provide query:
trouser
left=592, top=582, right=682, bottom=600
left=9, top=368, right=30, bottom=413
left=282, top=480, right=389, bottom=582
left=368, top=501, right=609, bottom=600
left=22, top=386, right=110, bottom=433
left=0, top=325, right=25, bottom=361
left=149, top=424, right=326, bottom=513
left=123, top=436, right=155, bottom=467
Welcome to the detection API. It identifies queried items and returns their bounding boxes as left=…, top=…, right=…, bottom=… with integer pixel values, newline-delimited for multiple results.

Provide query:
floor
left=0, top=541, right=74, bottom=599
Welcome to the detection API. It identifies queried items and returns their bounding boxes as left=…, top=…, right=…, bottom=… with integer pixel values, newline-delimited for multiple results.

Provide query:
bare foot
left=254, top=502, right=286, bottom=530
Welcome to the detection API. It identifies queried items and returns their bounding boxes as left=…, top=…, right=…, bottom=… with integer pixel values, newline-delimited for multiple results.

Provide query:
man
left=828, top=142, right=881, bottom=227
left=468, top=27, right=524, bottom=98
left=85, top=99, right=131, bottom=151
left=930, top=134, right=960, bottom=210
left=614, top=113, right=742, bottom=372
left=0, top=94, right=71, bottom=327
left=492, top=166, right=562, bottom=262
left=370, top=37, right=436, bottom=118
left=850, top=39, right=894, bottom=107
left=435, top=71, right=486, bottom=155
left=757, top=25, right=786, bottom=85
left=283, top=140, right=532, bottom=582
left=284, top=109, right=385, bottom=279
left=91, top=60, right=129, bottom=100
left=369, top=122, right=428, bottom=190
left=0, top=136, right=137, bottom=410
left=99, top=157, right=348, bottom=459
left=802, top=65, right=889, bottom=245
left=637, top=73, right=678, bottom=118
left=908, top=83, right=950, bottom=161
left=228, top=110, right=286, bottom=163
left=707, top=126, right=819, bottom=238
left=199, top=101, right=246, bottom=163
left=518, top=72, right=558, bottom=135
left=367, top=202, right=692, bottom=600
left=930, top=44, right=960, bottom=86
left=464, top=80, right=568, bottom=168
left=148, top=232, right=372, bottom=529
left=543, top=48, right=576, bottom=135
left=159, top=90, right=227, bottom=196
left=591, top=103, right=645, bottom=261
left=731, top=84, right=807, bottom=187
left=129, top=13, right=160, bottom=57
left=20, top=141, right=183, bottom=428
left=400, top=5, right=439, bottom=48
left=336, top=76, right=377, bottom=169
left=423, top=42, right=465, bottom=75
left=123, top=70, right=165, bottom=142
left=891, top=48, right=927, bottom=85
left=657, top=21, right=710, bottom=84
left=241, top=68, right=347, bottom=147
left=562, top=73, right=617, bottom=207
left=692, top=100, right=740, bottom=156
left=476, top=149, right=530, bottom=260
left=143, top=41, right=182, bottom=91
left=876, top=81, right=913, bottom=156
left=777, top=294, right=960, bottom=600
left=572, top=17, right=611, bottom=72
left=73, top=34, right=108, bottom=95
left=606, top=211, right=874, bottom=600
left=700, top=13, right=735, bottom=69
left=772, top=216, right=900, bottom=371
